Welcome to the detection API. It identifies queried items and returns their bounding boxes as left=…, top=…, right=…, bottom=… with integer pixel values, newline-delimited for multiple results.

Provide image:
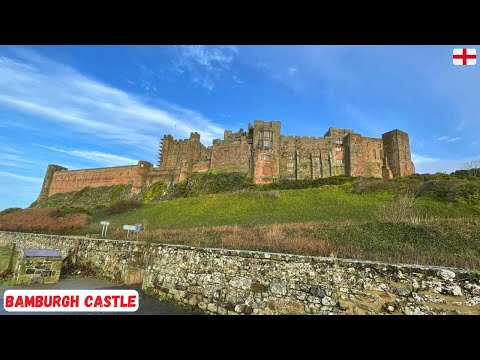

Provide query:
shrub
left=380, top=191, right=417, bottom=223
left=140, top=181, right=168, bottom=203
left=106, top=199, right=141, bottom=214
left=351, top=179, right=404, bottom=194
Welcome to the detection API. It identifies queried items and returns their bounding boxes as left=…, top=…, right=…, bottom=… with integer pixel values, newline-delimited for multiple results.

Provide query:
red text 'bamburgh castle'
left=37, top=120, right=415, bottom=199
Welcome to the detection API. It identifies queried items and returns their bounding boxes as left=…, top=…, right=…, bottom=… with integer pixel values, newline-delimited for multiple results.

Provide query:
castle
left=37, top=120, right=415, bottom=200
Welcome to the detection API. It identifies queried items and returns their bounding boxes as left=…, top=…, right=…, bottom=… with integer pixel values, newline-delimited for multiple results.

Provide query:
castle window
left=263, top=155, right=271, bottom=161
left=335, top=140, right=343, bottom=145
left=372, top=149, right=376, bottom=159
left=335, top=147, right=342, bottom=152
left=287, top=163, right=294, bottom=169
left=336, top=159, right=343, bottom=164
left=259, top=130, right=273, bottom=150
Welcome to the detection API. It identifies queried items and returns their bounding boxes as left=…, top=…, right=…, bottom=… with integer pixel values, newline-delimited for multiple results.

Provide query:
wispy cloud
left=173, top=45, right=239, bottom=90
left=38, top=145, right=138, bottom=167
left=255, top=61, right=300, bottom=89
left=435, top=135, right=461, bottom=143
left=446, top=137, right=461, bottom=143
left=411, top=153, right=439, bottom=163
left=232, top=74, right=244, bottom=84
left=0, top=146, right=35, bottom=168
left=0, top=47, right=225, bottom=152
left=0, top=171, right=43, bottom=183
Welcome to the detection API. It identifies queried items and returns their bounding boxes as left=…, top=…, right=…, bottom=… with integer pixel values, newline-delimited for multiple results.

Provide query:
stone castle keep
left=37, top=120, right=415, bottom=199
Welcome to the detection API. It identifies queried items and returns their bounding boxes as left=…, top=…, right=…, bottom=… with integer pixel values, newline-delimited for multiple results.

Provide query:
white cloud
left=411, top=153, right=439, bottom=163
left=232, top=74, right=244, bottom=84
left=38, top=146, right=138, bottom=167
left=435, top=135, right=461, bottom=143
left=0, top=146, right=36, bottom=168
left=174, top=45, right=239, bottom=90
left=446, top=137, right=461, bottom=143
left=287, top=67, right=298, bottom=76
left=0, top=48, right=225, bottom=153
left=0, top=171, right=43, bottom=183
left=414, top=154, right=480, bottom=174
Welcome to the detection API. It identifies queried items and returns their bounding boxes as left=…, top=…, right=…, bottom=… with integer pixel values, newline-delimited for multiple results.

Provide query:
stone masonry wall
left=0, top=232, right=146, bottom=285
left=1, top=231, right=479, bottom=315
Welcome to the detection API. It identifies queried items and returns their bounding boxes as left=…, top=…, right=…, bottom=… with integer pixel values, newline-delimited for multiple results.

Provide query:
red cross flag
left=452, top=48, right=476, bottom=65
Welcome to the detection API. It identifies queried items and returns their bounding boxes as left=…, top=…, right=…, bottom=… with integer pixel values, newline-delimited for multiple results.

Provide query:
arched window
left=372, top=149, right=376, bottom=159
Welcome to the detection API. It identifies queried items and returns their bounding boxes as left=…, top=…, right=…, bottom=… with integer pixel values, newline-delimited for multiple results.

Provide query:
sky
left=0, top=45, right=479, bottom=210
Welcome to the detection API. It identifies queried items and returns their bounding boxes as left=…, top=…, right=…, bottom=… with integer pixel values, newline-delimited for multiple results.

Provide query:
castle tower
left=159, top=134, right=174, bottom=169
left=382, top=129, right=415, bottom=177
left=251, top=120, right=281, bottom=184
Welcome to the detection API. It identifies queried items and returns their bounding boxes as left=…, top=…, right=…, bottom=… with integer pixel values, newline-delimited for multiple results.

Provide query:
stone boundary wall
left=0, top=231, right=479, bottom=315
left=0, top=232, right=146, bottom=285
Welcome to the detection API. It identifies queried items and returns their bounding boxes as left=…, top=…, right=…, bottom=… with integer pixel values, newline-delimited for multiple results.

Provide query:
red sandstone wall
left=346, top=135, right=384, bottom=178
left=192, top=161, right=210, bottom=173
left=210, top=141, right=250, bottom=172
left=48, top=165, right=141, bottom=196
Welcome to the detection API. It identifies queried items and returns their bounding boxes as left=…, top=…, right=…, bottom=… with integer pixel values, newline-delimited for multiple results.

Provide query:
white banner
left=3, top=289, right=139, bottom=312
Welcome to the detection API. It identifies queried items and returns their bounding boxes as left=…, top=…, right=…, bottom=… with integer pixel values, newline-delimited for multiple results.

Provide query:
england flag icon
left=453, top=48, right=476, bottom=65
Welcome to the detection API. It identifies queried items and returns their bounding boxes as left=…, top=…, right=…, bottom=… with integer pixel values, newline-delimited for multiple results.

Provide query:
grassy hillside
left=78, top=185, right=480, bottom=269
left=3, top=173, right=480, bottom=269
left=87, top=185, right=479, bottom=230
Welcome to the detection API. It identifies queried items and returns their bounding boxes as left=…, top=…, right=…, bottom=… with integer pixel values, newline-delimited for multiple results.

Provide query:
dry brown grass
left=380, top=191, right=417, bottom=223
left=103, top=217, right=480, bottom=269
left=0, top=208, right=90, bottom=232
left=106, top=221, right=367, bottom=259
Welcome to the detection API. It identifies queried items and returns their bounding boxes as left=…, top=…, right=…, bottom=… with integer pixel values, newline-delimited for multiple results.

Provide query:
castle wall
left=210, top=129, right=251, bottom=174
left=46, top=161, right=153, bottom=197
left=279, top=133, right=348, bottom=180
left=345, top=135, right=384, bottom=178
left=159, top=132, right=208, bottom=173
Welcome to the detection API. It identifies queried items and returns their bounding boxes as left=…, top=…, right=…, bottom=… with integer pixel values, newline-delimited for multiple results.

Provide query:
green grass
left=0, top=246, right=15, bottom=272
left=313, top=221, right=480, bottom=268
left=85, top=185, right=479, bottom=231
left=33, top=184, right=133, bottom=210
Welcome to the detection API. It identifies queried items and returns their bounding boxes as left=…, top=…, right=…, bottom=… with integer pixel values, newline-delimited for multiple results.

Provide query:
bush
left=351, top=179, right=404, bottom=194
left=106, top=199, right=141, bottom=214
left=260, top=175, right=353, bottom=191
left=57, top=206, right=92, bottom=216
left=380, top=191, right=417, bottom=223
left=140, top=181, right=168, bottom=203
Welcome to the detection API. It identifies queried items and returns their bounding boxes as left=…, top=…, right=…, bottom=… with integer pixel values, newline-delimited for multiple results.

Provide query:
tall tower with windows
left=250, top=120, right=281, bottom=184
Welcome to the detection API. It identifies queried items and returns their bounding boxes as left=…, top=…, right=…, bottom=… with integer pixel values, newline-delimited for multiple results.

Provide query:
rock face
left=1, top=231, right=479, bottom=315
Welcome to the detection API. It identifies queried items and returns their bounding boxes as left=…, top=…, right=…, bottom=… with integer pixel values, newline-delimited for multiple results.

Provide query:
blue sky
left=0, top=45, right=479, bottom=210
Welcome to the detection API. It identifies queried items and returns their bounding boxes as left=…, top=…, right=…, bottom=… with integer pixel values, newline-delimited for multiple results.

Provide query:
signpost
left=123, top=224, right=142, bottom=239
left=100, top=221, right=110, bottom=236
